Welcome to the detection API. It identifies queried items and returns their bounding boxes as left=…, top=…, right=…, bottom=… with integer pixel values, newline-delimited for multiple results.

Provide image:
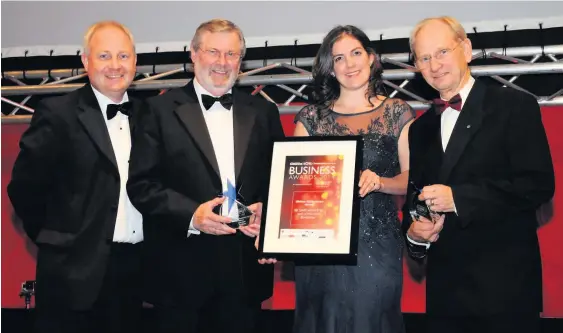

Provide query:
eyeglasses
left=199, top=48, right=242, bottom=62
left=414, top=40, right=464, bottom=69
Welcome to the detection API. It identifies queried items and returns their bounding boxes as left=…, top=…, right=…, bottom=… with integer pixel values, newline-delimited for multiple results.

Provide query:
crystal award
left=219, top=179, right=255, bottom=228
left=408, top=182, right=437, bottom=222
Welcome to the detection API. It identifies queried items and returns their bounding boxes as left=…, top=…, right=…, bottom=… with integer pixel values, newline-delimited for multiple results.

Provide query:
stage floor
left=2, top=309, right=563, bottom=333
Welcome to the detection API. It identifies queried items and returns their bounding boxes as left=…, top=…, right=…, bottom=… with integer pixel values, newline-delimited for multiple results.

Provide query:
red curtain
left=3, top=107, right=562, bottom=317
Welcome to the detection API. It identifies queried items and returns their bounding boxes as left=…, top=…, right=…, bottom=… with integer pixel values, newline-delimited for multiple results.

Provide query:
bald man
left=8, top=21, right=144, bottom=333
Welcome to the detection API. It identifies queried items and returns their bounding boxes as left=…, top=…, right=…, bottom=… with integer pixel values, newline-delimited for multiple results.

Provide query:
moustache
left=209, top=66, right=232, bottom=74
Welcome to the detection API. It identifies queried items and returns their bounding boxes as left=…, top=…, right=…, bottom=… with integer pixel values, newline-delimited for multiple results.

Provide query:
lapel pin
left=466, top=125, right=471, bottom=129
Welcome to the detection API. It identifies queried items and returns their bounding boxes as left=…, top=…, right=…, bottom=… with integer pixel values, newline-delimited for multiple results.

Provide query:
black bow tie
left=201, top=93, right=233, bottom=111
left=106, top=102, right=132, bottom=120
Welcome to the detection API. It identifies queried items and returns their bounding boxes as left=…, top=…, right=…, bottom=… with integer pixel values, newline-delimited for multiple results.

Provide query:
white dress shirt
left=440, top=76, right=475, bottom=151
left=188, top=78, right=239, bottom=236
left=406, top=76, right=475, bottom=248
left=91, top=86, right=143, bottom=244
left=439, top=76, right=476, bottom=216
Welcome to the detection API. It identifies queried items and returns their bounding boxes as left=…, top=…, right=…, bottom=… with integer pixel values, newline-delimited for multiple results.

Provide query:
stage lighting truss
left=2, top=45, right=562, bottom=124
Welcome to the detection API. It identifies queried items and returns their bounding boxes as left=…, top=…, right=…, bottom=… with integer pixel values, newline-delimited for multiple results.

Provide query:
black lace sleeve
left=293, top=104, right=320, bottom=135
left=390, top=98, right=416, bottom=139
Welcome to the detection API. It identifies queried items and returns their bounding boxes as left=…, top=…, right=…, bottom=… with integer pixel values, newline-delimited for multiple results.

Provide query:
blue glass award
left=220, top=179, right=254, bottom=228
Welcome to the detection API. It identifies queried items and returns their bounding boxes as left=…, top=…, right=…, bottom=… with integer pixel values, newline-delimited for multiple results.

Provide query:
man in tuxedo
left=8, top=21, right=144, bottom=333
left=402, top=16, right=555, bottom=333
left=127, top=19, right=285, bottom=333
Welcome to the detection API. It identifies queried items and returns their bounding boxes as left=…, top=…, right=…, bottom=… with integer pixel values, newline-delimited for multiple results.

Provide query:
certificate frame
left=258, top=136, right=363, bottom=263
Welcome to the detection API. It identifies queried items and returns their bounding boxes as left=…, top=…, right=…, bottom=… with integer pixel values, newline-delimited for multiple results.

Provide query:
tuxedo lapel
left=173, top=81, right=221, bottom=178
left=128, top=98, right=142, bottom=141
left=439, top=80, right=486, bottom=183
left=232, top=90, right=256, bottom=180
left=76, top=85, right=119, bottom=172
left=412, top=109, right=443, bottom=185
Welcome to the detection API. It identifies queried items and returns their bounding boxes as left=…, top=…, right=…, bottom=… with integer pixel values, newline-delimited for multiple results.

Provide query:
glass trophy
left=218, top=179, right=255, bottom=228
left=220, top=197, right=255, bottom=229
left=408, top=182, right=437, bottom=222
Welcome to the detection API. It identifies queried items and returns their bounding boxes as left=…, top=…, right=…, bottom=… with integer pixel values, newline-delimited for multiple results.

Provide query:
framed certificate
left=258, top=136, right=363, bottom=263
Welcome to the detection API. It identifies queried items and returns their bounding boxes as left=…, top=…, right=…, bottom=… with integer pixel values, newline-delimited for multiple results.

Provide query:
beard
left=198, top=64, right=237, bottom=93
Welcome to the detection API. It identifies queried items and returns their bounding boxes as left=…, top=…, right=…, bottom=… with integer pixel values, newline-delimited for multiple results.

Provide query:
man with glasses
left=402, top=16, right=554, bottom=333
left=127, top=19, right=285, bottom=333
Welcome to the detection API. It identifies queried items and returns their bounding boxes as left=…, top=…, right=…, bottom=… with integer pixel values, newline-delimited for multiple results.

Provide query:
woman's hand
left=358, top=169, right=383, bottom=197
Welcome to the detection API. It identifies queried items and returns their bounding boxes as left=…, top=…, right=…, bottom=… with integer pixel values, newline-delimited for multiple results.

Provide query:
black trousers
left=153, top=282, right=261, bottom=333
left=34, top=242, right=143, bottom=333
left=427, top=312, right=540, bottom=333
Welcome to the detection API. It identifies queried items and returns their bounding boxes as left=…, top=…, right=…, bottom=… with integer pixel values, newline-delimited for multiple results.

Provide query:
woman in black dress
left=291, top=25, right=415, bottom=333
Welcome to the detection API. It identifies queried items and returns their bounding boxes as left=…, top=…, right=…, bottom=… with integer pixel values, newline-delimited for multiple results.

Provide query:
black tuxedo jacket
left=127, top=81, right=285, bottom=307
left=7, top=84, right=143, bottom=310
left=403, top=79, right=555, bottom=316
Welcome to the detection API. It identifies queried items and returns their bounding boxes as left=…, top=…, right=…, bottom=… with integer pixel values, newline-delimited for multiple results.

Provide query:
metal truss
left=2, top=45, right=562, bottom=124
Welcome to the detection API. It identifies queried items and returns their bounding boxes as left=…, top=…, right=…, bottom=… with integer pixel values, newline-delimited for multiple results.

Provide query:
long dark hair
left=311, top=25, right=385, bottom=118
